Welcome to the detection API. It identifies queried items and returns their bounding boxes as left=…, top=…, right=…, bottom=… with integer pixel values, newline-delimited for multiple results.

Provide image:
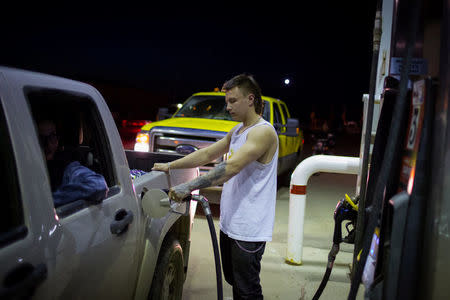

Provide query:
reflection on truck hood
left=141, top=117, right=238, bottom=133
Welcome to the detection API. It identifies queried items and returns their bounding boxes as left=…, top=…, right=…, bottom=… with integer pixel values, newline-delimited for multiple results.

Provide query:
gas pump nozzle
left=165, top=193, right=212, bottom=216
left=191, top=194, right=212, bottom=216
left=333, top=194, right=358, bottom=244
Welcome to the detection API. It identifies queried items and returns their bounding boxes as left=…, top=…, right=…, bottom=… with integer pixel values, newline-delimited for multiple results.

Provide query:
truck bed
left=125, top=150, right=184, bottom=172
left=126, top=150, right=199, bottom=189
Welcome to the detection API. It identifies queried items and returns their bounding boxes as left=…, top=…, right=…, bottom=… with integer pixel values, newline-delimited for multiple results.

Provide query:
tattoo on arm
left=171, top=162, right=228, bottom=200
left=185, top=161, right=227, bottom=191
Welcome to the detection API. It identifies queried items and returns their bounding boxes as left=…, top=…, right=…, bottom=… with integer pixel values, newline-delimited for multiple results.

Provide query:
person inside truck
left=38, top=119, right=71, bottom=191
left=38, top=119, right=108, bottom=208
left=152, top=73, right=278, bottom=300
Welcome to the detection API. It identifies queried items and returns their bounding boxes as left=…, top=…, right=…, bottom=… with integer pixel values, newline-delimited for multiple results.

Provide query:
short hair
left=222, top=74, right=263, bottom=115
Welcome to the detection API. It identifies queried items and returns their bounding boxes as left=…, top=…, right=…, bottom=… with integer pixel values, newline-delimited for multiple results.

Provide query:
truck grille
left=149, top=127, right=227, bottom=174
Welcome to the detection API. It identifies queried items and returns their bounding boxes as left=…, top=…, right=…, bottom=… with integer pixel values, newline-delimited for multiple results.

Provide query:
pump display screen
left=398, top=79, right=426, bottom=194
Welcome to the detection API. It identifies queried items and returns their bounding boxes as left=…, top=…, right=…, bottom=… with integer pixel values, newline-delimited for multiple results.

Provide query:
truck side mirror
left=141, top=189, right=171, bottom=219
left=157, top=108, right=170, bottom=121
left=273, top=123, right=282, bottom=133
left=285, top=118, right=299, bottom=137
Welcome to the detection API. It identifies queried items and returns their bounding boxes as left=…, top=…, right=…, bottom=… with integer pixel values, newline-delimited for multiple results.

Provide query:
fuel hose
left=312, top=244, right=340, bottom=300
left=191, top=195, right=223, bottom=300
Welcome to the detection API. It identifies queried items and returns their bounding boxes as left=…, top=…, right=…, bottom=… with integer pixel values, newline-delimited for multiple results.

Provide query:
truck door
left=280, top=101, right=298, bottom=155
left=273, top=101, right=289, bottom=158
left=0, top=98, right=52, bottom=300
left=25, top=89, right=141, bottom=300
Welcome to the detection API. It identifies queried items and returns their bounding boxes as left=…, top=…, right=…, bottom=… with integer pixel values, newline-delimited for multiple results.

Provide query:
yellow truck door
left=279, top=101, right=298, bottom=155
left=272, top=101, right=289, bottom=157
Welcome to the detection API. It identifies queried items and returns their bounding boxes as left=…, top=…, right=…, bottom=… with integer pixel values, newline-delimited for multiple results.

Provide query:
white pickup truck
left=0, top=66, right=198, bottom=299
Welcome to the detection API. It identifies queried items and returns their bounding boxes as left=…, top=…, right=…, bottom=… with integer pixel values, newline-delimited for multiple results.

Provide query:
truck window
left=25, top=89, right=117, bottom=214
left=280, top=102, right=290, bottom=121
left=262, top=100, right=270, bottom=122
left=273, top=103, right=283, bottom=125
left=174, top=95, right=232, bottom=120
left=0, top=100, right=25, bottom=247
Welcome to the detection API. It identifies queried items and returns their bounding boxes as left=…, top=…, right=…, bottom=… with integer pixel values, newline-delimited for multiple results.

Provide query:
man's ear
left=248, top=94, right=255, bottom=106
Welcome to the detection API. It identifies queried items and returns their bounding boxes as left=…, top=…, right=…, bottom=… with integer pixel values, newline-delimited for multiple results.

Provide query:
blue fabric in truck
left=53, top=161, right=109, bottom=207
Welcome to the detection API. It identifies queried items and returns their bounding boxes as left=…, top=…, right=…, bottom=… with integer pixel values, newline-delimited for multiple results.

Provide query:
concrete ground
left=183, top=174, right=364, bottom=300
left=182, top=132, right=365, bottom=300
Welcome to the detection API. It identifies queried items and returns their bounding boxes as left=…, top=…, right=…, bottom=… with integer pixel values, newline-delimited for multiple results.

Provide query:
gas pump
left=361, top=76, right=435, bottom=300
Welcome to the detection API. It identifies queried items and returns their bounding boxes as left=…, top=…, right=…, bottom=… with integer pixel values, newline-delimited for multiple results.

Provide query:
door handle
left=110, top=209, right=134, bottom=235
left=0, top=263, right=47, bottom=300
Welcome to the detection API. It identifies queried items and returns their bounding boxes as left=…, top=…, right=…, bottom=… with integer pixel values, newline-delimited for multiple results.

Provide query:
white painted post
left=286, top=155, right=360, bottom=265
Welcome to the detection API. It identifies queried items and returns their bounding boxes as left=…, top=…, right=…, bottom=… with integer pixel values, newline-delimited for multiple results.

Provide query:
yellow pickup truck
left=134, top=91, right=303, bottom=201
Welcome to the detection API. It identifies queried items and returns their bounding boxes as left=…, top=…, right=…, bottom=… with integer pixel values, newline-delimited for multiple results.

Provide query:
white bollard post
left=286, top=155, right=360, bottom=265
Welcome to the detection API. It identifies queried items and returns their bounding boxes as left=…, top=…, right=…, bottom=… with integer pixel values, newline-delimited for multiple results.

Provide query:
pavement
left=182, top=131, right=365, bottom=300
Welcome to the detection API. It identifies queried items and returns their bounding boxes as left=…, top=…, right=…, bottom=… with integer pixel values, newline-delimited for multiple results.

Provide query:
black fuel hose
left=205, top=213, right=223, bottom=300
left=192, top=195, right=223, bottom=300
left=312, top=243, right=340, bottom=300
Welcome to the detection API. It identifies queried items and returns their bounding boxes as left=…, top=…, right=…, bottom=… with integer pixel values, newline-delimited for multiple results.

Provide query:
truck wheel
left=149, top=236, right=184, bottom=300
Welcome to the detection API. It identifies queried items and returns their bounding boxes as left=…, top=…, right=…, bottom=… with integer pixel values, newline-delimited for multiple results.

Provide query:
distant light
left=284, top=79, right=290, bottom=85
left=177, top=103, right=183, bottom=109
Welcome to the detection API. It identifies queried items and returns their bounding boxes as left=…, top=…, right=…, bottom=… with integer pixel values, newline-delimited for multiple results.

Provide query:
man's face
left=38, top=120, right=59, bottom=160
left=225, top=87, right=254, bottom=121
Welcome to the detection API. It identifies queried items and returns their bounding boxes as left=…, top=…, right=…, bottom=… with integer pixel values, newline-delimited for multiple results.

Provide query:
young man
left=152, top=74, right=278, bottom=299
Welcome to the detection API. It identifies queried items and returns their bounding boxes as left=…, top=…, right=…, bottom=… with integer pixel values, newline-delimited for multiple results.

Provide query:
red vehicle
left=119, top=119, right=151, bottom=149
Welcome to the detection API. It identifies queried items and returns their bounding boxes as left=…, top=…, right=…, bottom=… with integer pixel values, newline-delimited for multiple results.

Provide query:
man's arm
left=169, top=125, right=277, bottom=201
left=152, top=130, right=233, bottom=172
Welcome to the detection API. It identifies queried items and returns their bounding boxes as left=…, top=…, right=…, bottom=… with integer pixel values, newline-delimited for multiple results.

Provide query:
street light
left=284, top=78, right=290, bottom=85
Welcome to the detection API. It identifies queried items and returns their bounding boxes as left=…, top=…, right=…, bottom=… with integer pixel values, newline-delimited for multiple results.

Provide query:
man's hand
left=152, top=162, right=170, bottom=172
left=169, top=183, right=191, bottom=202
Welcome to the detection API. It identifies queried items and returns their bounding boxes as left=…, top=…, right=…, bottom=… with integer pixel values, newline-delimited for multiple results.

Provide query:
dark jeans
left=220, top=230, right=266, bottom=300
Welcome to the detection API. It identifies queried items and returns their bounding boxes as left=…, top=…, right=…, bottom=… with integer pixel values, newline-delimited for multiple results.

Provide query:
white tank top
left=219, top=119, right=278, bottom=242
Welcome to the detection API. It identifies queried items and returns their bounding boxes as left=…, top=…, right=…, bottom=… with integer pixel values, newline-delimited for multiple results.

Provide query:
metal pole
left=286, top=155, right=360, bottom=264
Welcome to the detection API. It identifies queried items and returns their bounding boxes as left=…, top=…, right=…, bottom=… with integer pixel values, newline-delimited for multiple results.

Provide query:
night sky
left=1, top=2, right=377, bottom=124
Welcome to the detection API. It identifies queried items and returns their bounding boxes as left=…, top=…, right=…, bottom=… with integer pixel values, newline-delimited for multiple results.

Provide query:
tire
left=148, top=236, right=184, bottom=300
